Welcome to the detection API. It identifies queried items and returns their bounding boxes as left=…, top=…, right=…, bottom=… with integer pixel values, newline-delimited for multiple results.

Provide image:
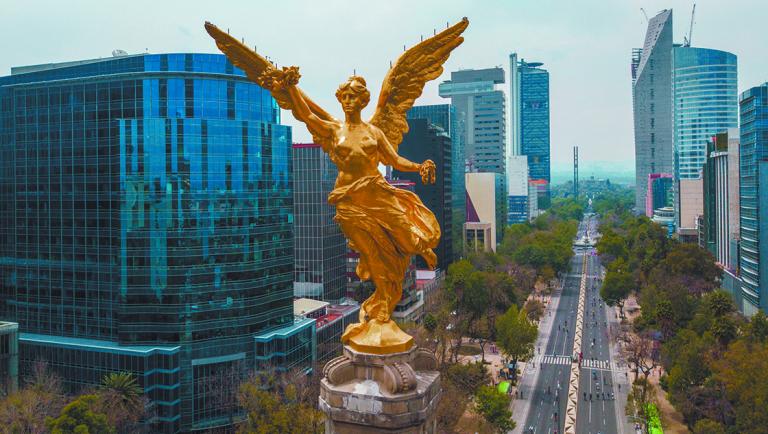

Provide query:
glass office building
left=0, top=53, right=315, bottom=432
left=739, top=83, right=768, bottom=315
left=439, top=68, right=506, bottom=175
left=407, top=104, right=464, bottom=263
left=632, top=10, right=674, bottom=213
left=510, top=54, right=551, bottom=207
left=0, top=322, right=18, bottom=394
left=673, top=47, right=738, bottom=180
left=673, top=47, right=737, bottom=233
left=292, top=143, right=346, bottom=302
left=393, top=118, right=452, bottom=269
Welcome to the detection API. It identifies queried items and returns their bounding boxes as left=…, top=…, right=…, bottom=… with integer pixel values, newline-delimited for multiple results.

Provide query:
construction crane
left=683, top=4, right=696, bottom=47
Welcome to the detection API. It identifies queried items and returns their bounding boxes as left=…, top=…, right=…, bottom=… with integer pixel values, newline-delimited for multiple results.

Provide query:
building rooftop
left=10, top=54, right=146, bottom=75
left=294, top=298, right=329, bottom=316
left=292, top=143, right=321, bottom=149
left=0, top=322, right=18, bottom=331
left=327, top=302, right=359, bottom=315
left=20, top=333, right=179, bottom=355
left=315, top=313, right=342, bottom=329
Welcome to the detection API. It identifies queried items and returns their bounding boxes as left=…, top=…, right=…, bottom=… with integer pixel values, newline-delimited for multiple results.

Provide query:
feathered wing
left=204, top=22, right=338, bottom=142
left=369, top=18, right=469, bottom=151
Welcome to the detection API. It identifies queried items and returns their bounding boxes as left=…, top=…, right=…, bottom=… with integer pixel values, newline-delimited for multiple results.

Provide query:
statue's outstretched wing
left=369, top=18, right=469, bottom=151
left=204, top=22, right=338, bottom=126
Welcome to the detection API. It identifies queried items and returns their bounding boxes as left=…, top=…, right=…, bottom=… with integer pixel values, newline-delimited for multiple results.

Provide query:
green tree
left=601, top=267, right=633, bottom=317
left=423, top=313, right=438, bottom=333
left=745, top=310, right=768, bottom=343
left=237, top=372, right=324, bottom=434
left=663, top=330, right=717, bottom=416
left=474, top=385, right=515, bottom=433
left=0, top=361, right=65, bottom=434
left=692, top=419, right=727, bottom=434
left=98, top=372, right=146, bottom=432
left=653, top=243, right=721, bottom=296
left=495, top=305, right=537, bottom=364
left=711, top=340, right=768, bottom=434
left=444, top=362, right=491, bottom=396
left=523, top=298, right=545, bottom=322
left=498, top=223, right=532, bottom=256
left=704, top=290, right=735, bottom=317
left=625, top=378, right=656, bottom=433
left=45, top=394, right=115, bottom=434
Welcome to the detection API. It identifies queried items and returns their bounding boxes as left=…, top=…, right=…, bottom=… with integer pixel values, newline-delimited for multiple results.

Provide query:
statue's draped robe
left=329, top=174, right=440, bottom=323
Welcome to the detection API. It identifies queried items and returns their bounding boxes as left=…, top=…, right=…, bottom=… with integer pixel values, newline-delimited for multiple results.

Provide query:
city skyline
left=2, top=0, right=767, bottom=170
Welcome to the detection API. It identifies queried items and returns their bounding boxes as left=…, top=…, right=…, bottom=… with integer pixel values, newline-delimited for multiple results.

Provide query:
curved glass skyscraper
left=0, top=53, right=315, bottom=432
left=673, top=47, right=738, bottom=180
left=673, top=47, right=738, bottom=234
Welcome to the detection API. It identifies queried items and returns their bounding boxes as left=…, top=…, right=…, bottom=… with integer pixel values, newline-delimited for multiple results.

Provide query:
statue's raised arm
left=204, top=22, right=339, bottom=151
left=205, top=18, right=469, bottom=355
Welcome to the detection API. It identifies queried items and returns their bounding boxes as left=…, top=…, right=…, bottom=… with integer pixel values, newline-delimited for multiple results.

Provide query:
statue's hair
left=336, top=75, right=370, bottom=108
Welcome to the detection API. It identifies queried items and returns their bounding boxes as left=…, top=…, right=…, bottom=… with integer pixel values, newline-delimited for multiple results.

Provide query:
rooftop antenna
left=640, top=8, right=649, bottom=23
left=683, top=3, right=696, bottom=47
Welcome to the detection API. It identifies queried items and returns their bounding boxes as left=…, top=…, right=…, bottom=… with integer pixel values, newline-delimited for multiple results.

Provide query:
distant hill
left=550, top=160, right=634, bottom=186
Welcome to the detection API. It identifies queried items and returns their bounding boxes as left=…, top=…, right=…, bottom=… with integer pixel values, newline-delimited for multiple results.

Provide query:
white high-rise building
left=507, top=156, right=529, bottom=224
left=632, top=9, right=674, bottom=213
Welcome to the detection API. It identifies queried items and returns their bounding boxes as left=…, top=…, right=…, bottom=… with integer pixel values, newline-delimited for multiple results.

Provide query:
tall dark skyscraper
left=292, top=143, right=346, bottom=302
left=407, top=104, right=463, bottom=263
left=0, top=53, right=316, bottom=433
left=510, top=53, right=551, bottom=206
left=392, top=118, right=452, bottom=269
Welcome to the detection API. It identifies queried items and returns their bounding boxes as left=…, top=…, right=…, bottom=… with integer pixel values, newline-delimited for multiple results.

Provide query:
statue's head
left=336, top=76, right=370, bottom=114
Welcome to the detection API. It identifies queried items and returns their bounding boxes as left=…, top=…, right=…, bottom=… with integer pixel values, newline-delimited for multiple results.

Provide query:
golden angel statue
left=205, top=18, right=469, bottom=354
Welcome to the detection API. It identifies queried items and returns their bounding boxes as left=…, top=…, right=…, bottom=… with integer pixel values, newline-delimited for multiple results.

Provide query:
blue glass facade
left=292, top=144, right=346, bottom=302
left=673, top=47, right=738, bottom=180
left=507, top=195, right=528, bottom=224
left=510, top=55, right=550, bottom=207
left=739, top=83, right=768, bottom=315
left=407, top=104, right=464, bottom=263
left=0, top=53, right=312, bottom=432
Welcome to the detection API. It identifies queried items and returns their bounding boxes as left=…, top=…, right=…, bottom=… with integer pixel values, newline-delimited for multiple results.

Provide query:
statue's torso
left=331, top=123, right=382, bottom=188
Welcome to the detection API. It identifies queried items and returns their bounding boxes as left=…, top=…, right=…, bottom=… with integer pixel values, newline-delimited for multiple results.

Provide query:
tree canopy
left=474, top=386, right=515, bottom=433
left=495, top=305, right=537, bottom=363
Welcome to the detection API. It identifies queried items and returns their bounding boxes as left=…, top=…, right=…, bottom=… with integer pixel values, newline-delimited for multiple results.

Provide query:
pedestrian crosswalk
left=581, top=358, right=619, bottom=371
left=531, top=355, right=623, bottom=372
left=535, top=354, right=571, bottom=366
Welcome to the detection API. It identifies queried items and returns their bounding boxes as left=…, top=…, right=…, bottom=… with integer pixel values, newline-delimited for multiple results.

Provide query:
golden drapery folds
left=206, top=18, right=468, bottom=354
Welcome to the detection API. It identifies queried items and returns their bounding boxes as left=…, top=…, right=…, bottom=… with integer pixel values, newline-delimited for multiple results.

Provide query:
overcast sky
left=2, top=0, right=766, bottom=169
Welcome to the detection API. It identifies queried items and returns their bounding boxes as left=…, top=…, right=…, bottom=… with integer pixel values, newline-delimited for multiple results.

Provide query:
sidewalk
left=510, top=278, right=564, bottom=434
left=606, top=303, right=635, bottom=434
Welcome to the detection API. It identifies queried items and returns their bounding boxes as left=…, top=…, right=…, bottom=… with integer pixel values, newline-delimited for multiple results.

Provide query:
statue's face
left=339, top=89, right=364, bottom=114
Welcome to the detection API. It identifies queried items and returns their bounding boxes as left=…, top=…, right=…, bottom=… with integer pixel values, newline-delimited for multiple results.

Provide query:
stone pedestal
left=319, top=345, right=442, bottom=434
